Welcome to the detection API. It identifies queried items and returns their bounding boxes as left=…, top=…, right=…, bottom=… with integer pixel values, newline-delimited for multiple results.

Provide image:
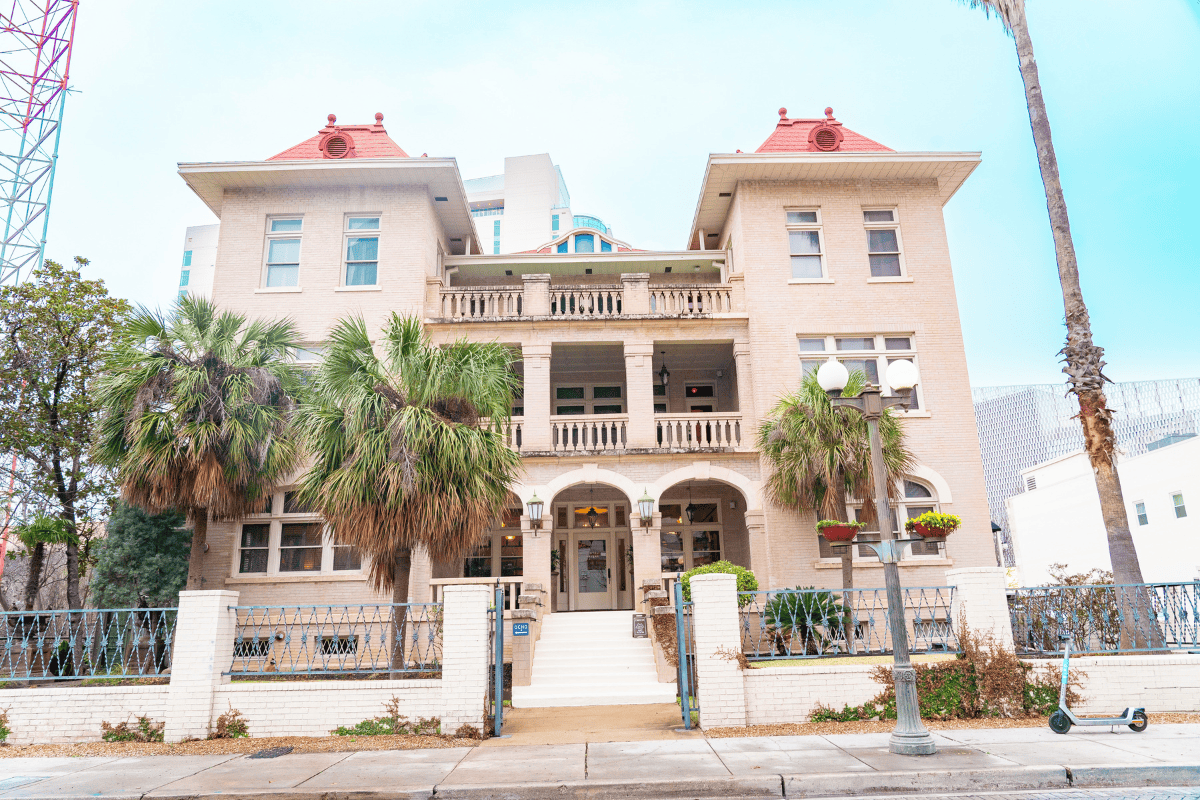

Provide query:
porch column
left=522, top=343, right=552, bottom=451
left=620, top=273, right=651, bottom=315
left=733, top=341, right=756, bottom=442
left=631, top=510, right=663, bottom=611
left=522, top=273, right=551, bottom=316
left=624, top=341, right=656, bottom=449
left=744, top=509, right=774, bottom=591
left=521, top=513, right=553, bottom=616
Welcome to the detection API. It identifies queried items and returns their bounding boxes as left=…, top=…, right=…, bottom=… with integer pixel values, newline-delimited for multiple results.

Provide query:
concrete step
left=529, top=671, right=660, bottom=686
left=511, top=684, right=678, bottom=708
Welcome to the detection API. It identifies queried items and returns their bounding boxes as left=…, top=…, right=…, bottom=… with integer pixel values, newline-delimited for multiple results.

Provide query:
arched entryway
left=547, top=482, right=636, bottom=612
left=656, top=479, right=752, bottom=595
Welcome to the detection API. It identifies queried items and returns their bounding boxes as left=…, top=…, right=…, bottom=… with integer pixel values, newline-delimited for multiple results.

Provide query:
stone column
left=744, top=509, right=773, bottom=591
left=733, top=341, right=756, bottom=440
left=164, top=590, right=239, bottom=742
left=521, top=273, right=551, bottom=317
left=522, top=343, right=552, bottom=451
left=425, top=276, right=444, bottom=318
left=689, top=573, right=747, bottom=728
left=946, top=567, right=1014, bottom=650
left=510, top=609, right=537, bottom=687
left=620, top=273, right=651, bottom=315
left=521, top=512, right=552, bottom=620
left=727, top=272, right=745, bottom=313
left=624, top=341, right=656, bottom=449
left=440, top=584, right=492, bottom=734
left=631, top=511, right=663, bottom=610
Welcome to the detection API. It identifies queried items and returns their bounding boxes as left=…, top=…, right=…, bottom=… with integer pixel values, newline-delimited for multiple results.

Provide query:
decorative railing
left=649, top=285, right=733, bottom=316
left=551, top=413, right=628, bottom=453
left=440, top=287, right=523, bottom=319
left=1009, top=582, right=1200, bottom=656
left=1, top=607, right=177, bottom=682
left=227, top=603, right=442, bottom=677
left=495, top=416, right=522, bottom=452
left=738, top=586, right=957, bottom=661
left=430, top=578, right=525, bottom=613
left=550, top=285, right=623, bottom=317
left=655, top=413, right=743, bottom=450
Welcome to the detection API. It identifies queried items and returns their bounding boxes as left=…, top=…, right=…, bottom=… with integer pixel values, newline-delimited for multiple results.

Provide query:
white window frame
left=464, top=507, right=525, bottom=578
left=863, top=207, right=909, bottom=282
left=658, top=498, right=724, bottom=573
left=1171, top=492, right=1187, bottom=519
left=262, top=216, right=303, bottom=290
left=797, top=334, right=926, bottom=414
left=551, top=382, right=626, bottom=415
left=785, top=208, right=830, bottom=283
left=1134, top=501, right=1149, bottom=526
left=684, top=382, right=718, bottom=413
left=342, top=214, right=381, bottom=288
left=234, top=489, right=363, bottom=577
left=824, top=478, right=943, bottom=562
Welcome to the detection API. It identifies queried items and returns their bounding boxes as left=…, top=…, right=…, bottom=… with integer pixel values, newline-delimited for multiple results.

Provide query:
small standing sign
left=513, top=622, right=530, bottom=637
left=632, top=613, right=648, bottom=638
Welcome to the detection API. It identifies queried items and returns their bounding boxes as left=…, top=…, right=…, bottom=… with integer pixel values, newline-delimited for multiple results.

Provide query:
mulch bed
left=0, top=733, right=475, bottom=758
left=705, top=712, right=1200, bottom=738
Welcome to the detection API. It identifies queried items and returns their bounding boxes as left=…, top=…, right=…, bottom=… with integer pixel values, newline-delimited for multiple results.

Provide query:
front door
left=572, top=533, right=614, bottom=611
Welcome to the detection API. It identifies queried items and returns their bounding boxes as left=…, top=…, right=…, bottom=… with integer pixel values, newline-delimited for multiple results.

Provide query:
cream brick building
left=176, top=108, right=991, bottom=616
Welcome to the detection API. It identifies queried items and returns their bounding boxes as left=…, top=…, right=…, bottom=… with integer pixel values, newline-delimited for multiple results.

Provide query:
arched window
left=574, top=233, right=594, bottom=253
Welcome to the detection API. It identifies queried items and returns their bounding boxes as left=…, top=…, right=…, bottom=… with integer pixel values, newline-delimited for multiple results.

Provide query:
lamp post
left=817, top=357, right=936, bottom=756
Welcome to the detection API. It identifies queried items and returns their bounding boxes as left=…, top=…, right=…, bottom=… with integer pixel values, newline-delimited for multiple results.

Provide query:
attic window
left=718, top=192, right=732, bottom=198
left=434, top=197, right=448, bottom=202
left=325, top=136, right=349, bottom=158
left=813, top=129, right=838, bottom=151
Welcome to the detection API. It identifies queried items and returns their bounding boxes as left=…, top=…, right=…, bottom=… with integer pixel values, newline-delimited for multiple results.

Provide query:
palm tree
left=758, top=369, right=914, bottom=653
left=95, top=297, right=303, bottom=589
left=295, top=313, right=522, bottom=611
left=964, top=1, right=1148, bottom=590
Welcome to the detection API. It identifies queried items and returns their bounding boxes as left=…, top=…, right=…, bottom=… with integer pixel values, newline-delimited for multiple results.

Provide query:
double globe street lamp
left=816, top=357, right=938, bottom=756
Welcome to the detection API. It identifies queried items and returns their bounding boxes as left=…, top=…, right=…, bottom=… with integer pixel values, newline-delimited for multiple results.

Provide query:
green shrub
left=101, top=715, right=164, bottom=743
left=209, top=706, right=250, bottom=739
left=333, top=696, right=439, bottom=736
left=764, top=588, right=847, bottom=655
left=0, top=709, right=10, bottom=742
left=680, top=560, right=758, bottom=604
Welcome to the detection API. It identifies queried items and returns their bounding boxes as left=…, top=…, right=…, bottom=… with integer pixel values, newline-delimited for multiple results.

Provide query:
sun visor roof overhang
left=177, top=157, right=479, bottom=246
left=687, top=151, right=982, bottom=250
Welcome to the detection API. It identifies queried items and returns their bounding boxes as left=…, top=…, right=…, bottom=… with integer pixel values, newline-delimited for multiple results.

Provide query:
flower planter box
left=819, top=524, right=860, bottom=542
left=912, top=522, right=955, bottom=539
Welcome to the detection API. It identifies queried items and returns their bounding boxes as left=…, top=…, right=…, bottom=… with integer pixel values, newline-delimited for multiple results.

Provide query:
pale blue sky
left=47, top=0, right=1200, bottom=387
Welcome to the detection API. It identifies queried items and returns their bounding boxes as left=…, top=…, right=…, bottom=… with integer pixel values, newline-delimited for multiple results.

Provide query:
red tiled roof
left=268, top=113, right=409, bottom=160
left=756, top=107, right=892, bottom=154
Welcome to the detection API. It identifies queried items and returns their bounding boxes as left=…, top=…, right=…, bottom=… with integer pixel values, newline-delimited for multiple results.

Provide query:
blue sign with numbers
left=513, top=622, right=530, bottom=636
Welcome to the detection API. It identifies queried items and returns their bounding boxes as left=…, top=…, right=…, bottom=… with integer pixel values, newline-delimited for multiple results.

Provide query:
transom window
left=237, top=489, right=361, bottom=575
left=345, top=216, right=380, bottom=286
left=786, top=209, right=824, bottom=280
left=659, top=500, right=722, bottom=573
left=863, top=208, right=904, bottom=278
left=798, top=334, right=923, bottom=410
left=265, top=217, right=302, bottom=287
left=553, top=384, right=624, bottom=415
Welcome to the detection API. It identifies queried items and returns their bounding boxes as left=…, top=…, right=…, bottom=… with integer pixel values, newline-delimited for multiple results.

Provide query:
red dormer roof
left=756, top=107, right=892, bottom=154
left=268, top=113, right=410, bottom=160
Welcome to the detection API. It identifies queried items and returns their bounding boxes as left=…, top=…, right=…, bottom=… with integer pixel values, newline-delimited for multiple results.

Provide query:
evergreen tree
left=90, top=503, right=190, bottom=609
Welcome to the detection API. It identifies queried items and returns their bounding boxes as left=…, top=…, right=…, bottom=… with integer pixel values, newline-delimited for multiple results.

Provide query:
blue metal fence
left=227, top=603, right=442, bottom=677
left=1, top=607, right=177, bottom=681
left=673, top=582, right=700, bottom=729
left=487, top=584, right=505, bottom=736
left=1009, top=582, right=1200, bottom=656
left=738, top=586, right=957, bottom=661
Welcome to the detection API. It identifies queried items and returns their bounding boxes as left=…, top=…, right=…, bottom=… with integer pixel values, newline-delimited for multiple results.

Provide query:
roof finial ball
left=375, top=112, right=384, bottom=124
left=327, top=113, right=337, bottom=125
left=825, top=107, right=834, bottom=119
left=778, top=107, right=788, bottom=119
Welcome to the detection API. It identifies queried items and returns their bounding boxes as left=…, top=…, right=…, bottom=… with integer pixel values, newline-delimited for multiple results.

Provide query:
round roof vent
left=318, top=130, right=356, bottom=159
left=808, top=122, right=844, bottom=152
left=326, top=136, right=349, bottom=158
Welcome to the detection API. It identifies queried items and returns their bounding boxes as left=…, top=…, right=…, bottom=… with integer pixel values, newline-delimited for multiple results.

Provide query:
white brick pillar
left=689, top=573, right=747, bottom=728
left=440, top=584, right=492, bottom=734
left=947, top=567, right=1014, bottom=651
left=164, top=590, right=238, bottom=742
left=632, top=511, right=662, bottom=610
left=522, top=343, right=552, bottom=451
left=624, top=341, right=656, bottom=448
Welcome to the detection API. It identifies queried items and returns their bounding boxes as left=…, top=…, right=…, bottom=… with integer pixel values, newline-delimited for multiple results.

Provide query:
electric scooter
left=1048, top=632, right=1147, bottom=734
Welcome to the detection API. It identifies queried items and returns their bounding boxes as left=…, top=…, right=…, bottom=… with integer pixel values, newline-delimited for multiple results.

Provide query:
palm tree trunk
left=390, top=548, right=412, bottom=673
left=1007, top=4, right=1157, bottom=649
left=185, top=508, right=208, bottom=591
left=22, top=540, right=45, bottom=610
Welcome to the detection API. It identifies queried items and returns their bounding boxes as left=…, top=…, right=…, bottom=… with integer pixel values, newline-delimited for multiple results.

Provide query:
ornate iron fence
left=228, top=603, right=442, bottom=677
left=737, top=586, right=957, bottom=661
left=1009, top=582, right=1200, bottom=656
left=1, top=607, right=176, bottom=681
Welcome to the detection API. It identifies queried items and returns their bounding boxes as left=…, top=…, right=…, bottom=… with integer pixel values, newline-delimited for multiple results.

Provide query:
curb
left=430, top=775, right=784, bottom=799
left=1070, top=763, right=1200, bottom=788
left=783, top=766, right=1069, bottom=797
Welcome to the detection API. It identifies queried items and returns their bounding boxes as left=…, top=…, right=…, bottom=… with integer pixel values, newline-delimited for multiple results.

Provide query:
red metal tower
left=0, top=0, right=79, bottom=285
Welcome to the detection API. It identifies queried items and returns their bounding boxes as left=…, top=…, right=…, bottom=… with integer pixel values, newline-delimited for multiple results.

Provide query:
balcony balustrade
left=648, top=285, right=733, bottom=315
left=440, top=287, right=523, bottom=320
left=655, top=413, right=743, bottom=450
left=551, top=414, right=628, bottom=454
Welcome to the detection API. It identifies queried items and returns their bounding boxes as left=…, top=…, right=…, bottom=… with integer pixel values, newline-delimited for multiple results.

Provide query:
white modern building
left=177, top=223, right=219, bottom=300
left=1006, top=434, right=1200, bottom=585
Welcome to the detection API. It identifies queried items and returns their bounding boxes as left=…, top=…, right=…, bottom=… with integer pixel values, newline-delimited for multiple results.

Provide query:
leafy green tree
left=12, top=516, right=77, bottom=610
left=95, top=297, right=303, bottom=590
left=297, top=314, right=522, bottom=607
left=757, top=369, right=913, bottom=651
left=90, top=502, right=190, bottom=609
left=0, top=258, right=129, bottom=610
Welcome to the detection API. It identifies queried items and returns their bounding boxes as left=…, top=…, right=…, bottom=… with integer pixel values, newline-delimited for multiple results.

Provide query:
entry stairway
left=511, top=610, right=677, bottom=708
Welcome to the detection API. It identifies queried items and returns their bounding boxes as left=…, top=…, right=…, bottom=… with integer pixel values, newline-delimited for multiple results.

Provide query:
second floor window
left=1135, top=502, right=1148, bottom=526
left=864, top=209, right=904, bottom=277
left=265, top=218, right=302, bottom=287
left=345, top=216, right=380, bottom=286
left=799, top=334, right=923, bottom=410
left=786, top=209, right=824, bottom=279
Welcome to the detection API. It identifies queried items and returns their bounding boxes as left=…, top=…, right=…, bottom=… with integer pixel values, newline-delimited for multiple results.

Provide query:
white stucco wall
left=1006, top=437, right=1200, bottom=585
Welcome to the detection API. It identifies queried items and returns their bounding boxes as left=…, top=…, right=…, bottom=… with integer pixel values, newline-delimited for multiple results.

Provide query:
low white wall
left=0, top=684, right=171, bottom=745
left=742, top=654, right=1200, bottom=725
left=215, top=679, right=443, bottom=738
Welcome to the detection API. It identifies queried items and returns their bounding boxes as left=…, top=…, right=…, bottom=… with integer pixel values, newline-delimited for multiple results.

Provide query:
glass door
left=572, top=533, right=614, bottom=611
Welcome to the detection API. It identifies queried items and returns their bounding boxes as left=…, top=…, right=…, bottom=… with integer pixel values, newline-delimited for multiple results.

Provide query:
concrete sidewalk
left=1, top=724, right=1198, bottom=799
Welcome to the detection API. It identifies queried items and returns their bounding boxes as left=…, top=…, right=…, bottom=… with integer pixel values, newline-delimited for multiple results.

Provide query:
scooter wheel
left=1048, top=710, right=1072, bottom=734
left=1128, top=710, right=1148, bottom=732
